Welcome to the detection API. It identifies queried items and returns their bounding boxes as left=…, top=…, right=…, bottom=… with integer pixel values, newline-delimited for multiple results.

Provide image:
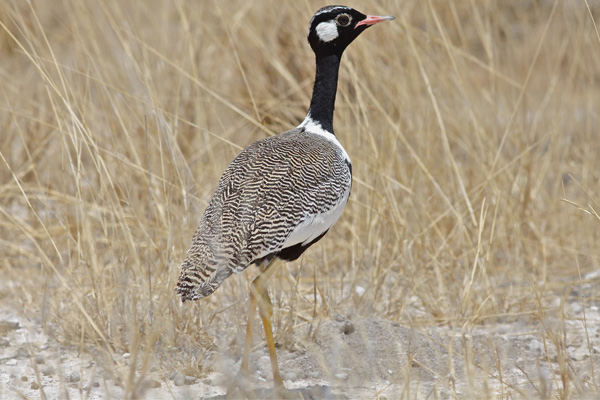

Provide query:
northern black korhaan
left=176, top=5, right=395, bottom=392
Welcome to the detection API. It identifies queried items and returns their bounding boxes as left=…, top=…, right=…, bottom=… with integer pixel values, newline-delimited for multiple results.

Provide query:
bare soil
left=2, top=281, right=599, bottom=399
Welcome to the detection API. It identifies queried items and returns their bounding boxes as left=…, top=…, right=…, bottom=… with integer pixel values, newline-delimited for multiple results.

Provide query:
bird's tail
left=176, top=256, right=230, bottom=301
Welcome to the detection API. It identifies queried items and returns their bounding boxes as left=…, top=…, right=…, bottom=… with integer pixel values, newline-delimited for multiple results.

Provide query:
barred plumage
left=176, top=123, right=352, bottom=300
left=175, top=5, right=394, bottom=392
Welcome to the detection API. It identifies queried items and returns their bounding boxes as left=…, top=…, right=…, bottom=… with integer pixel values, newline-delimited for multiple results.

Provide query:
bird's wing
left=176, top=129, right=351, bottom=300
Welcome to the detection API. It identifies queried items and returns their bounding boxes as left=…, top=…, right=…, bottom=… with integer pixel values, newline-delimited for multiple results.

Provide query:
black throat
left=306, top=52, right=342, bottom=134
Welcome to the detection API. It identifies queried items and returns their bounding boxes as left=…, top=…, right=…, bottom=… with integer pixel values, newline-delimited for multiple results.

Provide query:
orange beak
left=355, top=15, right=396, bottom=28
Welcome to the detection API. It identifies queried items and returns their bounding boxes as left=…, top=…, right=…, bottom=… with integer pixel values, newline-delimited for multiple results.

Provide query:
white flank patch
left=299, top=115, right=351, bottom=163
left=282, top=182, right=351, bottom=249
left=278, top=114, right=353, bottom=249
left=315, top=21, right=339, bottom=42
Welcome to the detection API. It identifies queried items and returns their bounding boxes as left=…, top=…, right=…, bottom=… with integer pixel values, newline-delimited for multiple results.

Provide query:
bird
left=176, top=5, right=394, bottom=392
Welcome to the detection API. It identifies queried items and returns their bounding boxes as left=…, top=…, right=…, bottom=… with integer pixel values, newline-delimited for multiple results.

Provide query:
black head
left=307, top=5, right=394, bottom=57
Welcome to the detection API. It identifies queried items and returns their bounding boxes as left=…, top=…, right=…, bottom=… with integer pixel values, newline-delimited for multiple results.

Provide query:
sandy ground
left=1, top=281, right=599, bottom=400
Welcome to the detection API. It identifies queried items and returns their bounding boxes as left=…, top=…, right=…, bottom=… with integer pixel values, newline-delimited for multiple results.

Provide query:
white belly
left=282, top=184, right=351, bottom=249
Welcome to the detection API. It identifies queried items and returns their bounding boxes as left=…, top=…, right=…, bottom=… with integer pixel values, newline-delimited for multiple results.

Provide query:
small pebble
left=341, top=321, right=355, bottom=335
left=16, top=347, right=29, bottom=357
left=171, top=372, right=185, bottom=386
left=283, top=371, right=297, bottom=381
left=335, top=373, right=348, bottom=381
left=35, top=355, right=45, bottom=364
left=31, top=382, right=40, bottom=390
left=184, top=376, right=196, bottom=385
left=68, top=372, right=80, bottom=383
left=92, top=382, right=100, bottom=388
left=308, top=371, right=320, bottom=379
left=21, top=376, right=28, bottom=382
left=40, top=365, right=55, bottom=376
left=0, top=320, right=20, bottom=332
left=146, top=379, right=161, bottom=388
left=527, top=339, right=543, bottom=353
left=122, top=353, right=131, bottom=359
left=173, top=374, right=185, bottom=386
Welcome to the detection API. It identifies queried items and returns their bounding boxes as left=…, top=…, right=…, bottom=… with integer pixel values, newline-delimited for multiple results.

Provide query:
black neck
left=307, top=52, right=342, bottom=134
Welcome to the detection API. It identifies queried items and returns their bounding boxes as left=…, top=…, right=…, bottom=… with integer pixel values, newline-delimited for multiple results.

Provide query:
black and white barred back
left=176, top=125, right=351, bottom=300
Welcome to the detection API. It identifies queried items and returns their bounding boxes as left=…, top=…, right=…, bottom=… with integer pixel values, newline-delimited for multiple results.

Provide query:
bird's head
left=307, top=5, right=395, bottom=56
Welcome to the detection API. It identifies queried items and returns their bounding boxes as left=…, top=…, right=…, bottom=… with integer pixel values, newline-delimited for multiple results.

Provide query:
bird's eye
left=335, top=14, right=352, bottom=27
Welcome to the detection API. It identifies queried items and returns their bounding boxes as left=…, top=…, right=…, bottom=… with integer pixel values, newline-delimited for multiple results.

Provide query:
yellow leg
left=254, top=263, right=284, bottom=388
left=227, top=258, right=285, bottom=395
left=253, top=258, right=284, bottom=388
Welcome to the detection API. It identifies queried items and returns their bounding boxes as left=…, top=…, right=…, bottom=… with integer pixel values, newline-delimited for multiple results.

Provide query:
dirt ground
left=2, top=277, right=599, bottom=400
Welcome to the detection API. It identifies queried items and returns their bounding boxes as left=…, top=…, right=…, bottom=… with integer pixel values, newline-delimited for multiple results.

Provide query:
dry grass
left=1, top=0, right=600, bottom=398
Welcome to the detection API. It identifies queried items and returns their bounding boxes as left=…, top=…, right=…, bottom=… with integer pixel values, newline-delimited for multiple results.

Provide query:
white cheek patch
left=316, top=21, right=339, bottom=42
